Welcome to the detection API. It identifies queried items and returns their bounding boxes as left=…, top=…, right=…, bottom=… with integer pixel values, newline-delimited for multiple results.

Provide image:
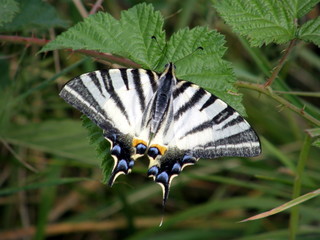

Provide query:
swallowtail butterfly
left=60, top=62, right=261, bottom=206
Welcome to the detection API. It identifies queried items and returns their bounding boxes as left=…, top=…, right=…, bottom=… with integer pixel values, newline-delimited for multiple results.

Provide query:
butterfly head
left=161, top=62, right=177, bottom=81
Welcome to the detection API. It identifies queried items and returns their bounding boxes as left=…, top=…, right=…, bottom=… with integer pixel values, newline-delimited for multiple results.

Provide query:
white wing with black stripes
left=60, top=63, right=261, bottom=207
left=60, top=68, right=160, bottom=184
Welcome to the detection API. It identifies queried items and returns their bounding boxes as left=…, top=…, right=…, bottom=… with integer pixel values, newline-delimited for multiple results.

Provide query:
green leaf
left=81, top=115, right=113, bottom=183
left=213, top=0, right=297, bottom=46
left=41, top=3, right=165, bottom=69
left=162, top=26, right=245, bottom=114
left=0, top=0, right=19, bottom=27
left=285, top=0, right=320, bottom=18
left=0, top=120, right=98, bottom=165
left=298, top=17, right=320, bottom=47
left=0, top=0, right=67, bottom=32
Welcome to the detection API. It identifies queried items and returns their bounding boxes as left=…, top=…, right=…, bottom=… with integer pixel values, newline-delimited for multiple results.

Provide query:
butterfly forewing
left=171, top=80, right=261, bottom=158
left=60, top=69, right=160, bottom=185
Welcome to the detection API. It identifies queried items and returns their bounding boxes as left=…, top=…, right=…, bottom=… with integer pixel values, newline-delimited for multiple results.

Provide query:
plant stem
left=89, top=0, right=104, bottom=15
left=72, top=0, right=88, bottom=18
left=274, top=91, right=320, bottom=97
left=0, top=35, right=140, bottom=68
left=0, top=35, right=49, bottom=46
left=264, top=39, right=296, bottom=87
left=289, top=134, right=312, bottom=240
left=236, top=81, right=320, bottom=127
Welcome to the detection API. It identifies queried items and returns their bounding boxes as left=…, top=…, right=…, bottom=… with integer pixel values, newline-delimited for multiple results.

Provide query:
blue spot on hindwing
left=136, top=143, right=147, bottom=154
left=129, top=160, right=134, bottom=168
left=117, top=159, right=128, bottom=171
left=148, top=166, right=159, bottom=176
left=171, top=162, right=181, bottom=174
left=111, top=144, right=121, bottom=155
left=148, top=147, right=159, bottom=159
left=156, top=171, right=169, bottom=184
left=182, top=155, right=195, bottom=164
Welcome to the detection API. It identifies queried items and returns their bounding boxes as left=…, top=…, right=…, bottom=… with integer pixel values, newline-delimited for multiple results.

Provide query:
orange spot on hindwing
left=148, top=144, right=167, bottom=158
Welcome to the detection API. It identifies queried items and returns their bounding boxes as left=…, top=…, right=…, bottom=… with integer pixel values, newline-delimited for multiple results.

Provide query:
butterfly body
left=60, top=63, right=261, bottom=206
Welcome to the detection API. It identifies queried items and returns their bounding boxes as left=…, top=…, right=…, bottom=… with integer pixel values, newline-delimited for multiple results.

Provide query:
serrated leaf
left=0, top=120, right=98, bottom=164
left=41, top=3, right=165, bottom=69
left=0, top=0, right=67, bottom=32
left=0, top=0, right=19, bottom=27
left=285, top=0, right=320, bottom=18
left=160, top=26, right=245, bottom=115
left=81, top=115, right=113, bottom=182
left=214, top=0, right=297, bottom=46
left=119, top=3, right=166, bottom=69
left=299, top=17, right=320, bottom=47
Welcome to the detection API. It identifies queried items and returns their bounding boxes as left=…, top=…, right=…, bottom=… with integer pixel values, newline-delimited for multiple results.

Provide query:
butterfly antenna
left=174, top=46, right=204, bottom=65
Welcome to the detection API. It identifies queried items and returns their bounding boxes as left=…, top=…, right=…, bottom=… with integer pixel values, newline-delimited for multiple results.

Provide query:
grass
left=0, top=0, right=320, bottom=239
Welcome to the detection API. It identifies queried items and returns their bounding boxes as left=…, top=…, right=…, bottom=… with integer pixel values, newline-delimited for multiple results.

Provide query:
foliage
left=0, top=0, right=68, bottom=32
left=0, top=0, right=320, bottom=240
left=0, top=0, right=19, bottom=27
left=214, top=0, right=320, bottom=47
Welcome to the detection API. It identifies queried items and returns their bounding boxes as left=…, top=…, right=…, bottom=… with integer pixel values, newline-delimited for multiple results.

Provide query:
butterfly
left=60, top=62, right=261, bottom=206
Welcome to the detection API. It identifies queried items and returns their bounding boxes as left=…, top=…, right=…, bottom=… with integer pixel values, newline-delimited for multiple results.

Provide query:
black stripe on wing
left=119, top=69, right=130, bottom=90
left=131, top=69, right=146, bottom=112
left=100, top=70, right=130, bottom=124
left=146, top=69, right=159, bottom=93
left=174, top=87, right=206, bottom=121
left=59, top=77, right=114, bottom=131
left=192, top=128, right=261, bottom=158
left=199, top=95, right=218, bottom=111
left=173, top=81, right=192, bottom=98
left=88, top=72, right=104, bottom=97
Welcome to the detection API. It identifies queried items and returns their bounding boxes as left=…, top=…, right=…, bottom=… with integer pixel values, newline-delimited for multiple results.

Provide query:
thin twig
left=264, top=39, right=296, bottom=87
left=72, top=0, right=88, bottom=18
left=49, top=28, right=61, bottom=73
left=273, top=91, right=320, bottom=97
left=236, top=81, right=320, bottom=127
left=0, top=139, right=38, bottom=173
left=89, top=0, right=104, bottom=15
left=76, top=49, right=140, bottom=68
left=0, top=35, right=49, bottom=46
left=0, top=35, right=140, bottom=68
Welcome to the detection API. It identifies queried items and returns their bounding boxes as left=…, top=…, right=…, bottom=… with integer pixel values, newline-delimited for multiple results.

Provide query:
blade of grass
left=34, top=165, right=61, bottom=240
left=240, top=188, right=320, bottom=222
left=13, top=57, right=89, bottom=105
left=289, top=134, right=312, bottom=240
left=0, top=177, right=91, bottom=196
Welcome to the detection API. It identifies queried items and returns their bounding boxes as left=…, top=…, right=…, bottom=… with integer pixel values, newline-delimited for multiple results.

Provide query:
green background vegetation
left=1, top=0, right=320, bottom=239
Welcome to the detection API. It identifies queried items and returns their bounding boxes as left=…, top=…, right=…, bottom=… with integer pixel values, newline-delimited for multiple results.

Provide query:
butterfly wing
left=60, top=69, right=159, bottom=185
left=146, top=80, right=261, bottom=205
